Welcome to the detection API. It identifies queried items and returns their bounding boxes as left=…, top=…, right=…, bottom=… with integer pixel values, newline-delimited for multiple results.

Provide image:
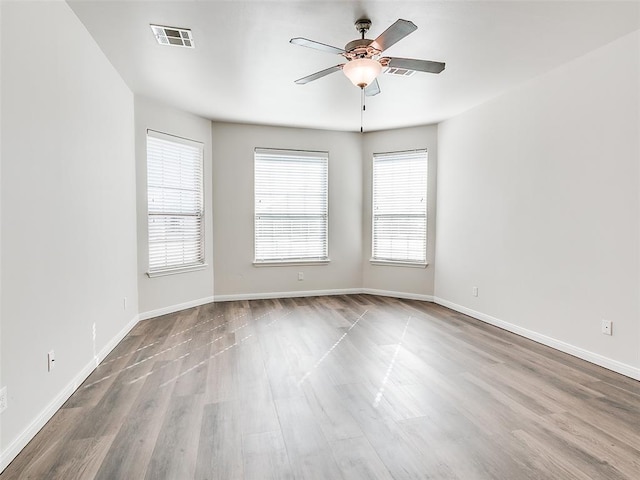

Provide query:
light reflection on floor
left=373, top=316, right=411, bottom=407
left=81, top=301, right=413, bottom=410
left=297, top=310, right=368, bottom=386
left=80, top=307, right=292, bottom=391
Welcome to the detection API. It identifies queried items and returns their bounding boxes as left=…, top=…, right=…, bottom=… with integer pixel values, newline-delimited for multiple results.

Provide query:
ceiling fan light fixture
left=342, top=58, right=382, bottom=88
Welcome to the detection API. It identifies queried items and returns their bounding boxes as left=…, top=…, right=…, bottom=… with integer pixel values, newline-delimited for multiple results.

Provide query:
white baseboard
left=214, top=288, right=434, bottom=303
left=0, top=314, right=140, bottom=473
left=433, top=297, right=640, bottom=381
left=138, top=296, right=215, bottom=321
left=214, top=288, right=362, bottom=302
left=361, top=288, right=434, bottom=303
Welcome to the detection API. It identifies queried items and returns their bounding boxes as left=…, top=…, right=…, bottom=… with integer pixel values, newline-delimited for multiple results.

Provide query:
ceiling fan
left=290, top=18, right=445, bottom=97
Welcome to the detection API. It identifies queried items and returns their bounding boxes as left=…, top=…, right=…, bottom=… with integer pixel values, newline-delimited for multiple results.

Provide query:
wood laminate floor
left=2, top=295, right=639, bottom=479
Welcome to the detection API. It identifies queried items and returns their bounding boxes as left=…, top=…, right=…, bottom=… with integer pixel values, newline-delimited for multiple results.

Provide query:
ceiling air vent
left=383, top=66, right=415, bottom=77
left=150, top=25, right=194, bottom=48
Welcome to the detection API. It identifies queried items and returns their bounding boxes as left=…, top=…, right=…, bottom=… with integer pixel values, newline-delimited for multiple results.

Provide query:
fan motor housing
left=344, top=38, right=381, bottom=59
left=345, top=18, right=381, bottom=59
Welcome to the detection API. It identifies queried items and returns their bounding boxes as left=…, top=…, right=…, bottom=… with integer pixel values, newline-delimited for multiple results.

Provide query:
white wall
left=0, top=0, right=3, bottom=447
left=212, top=123, right=363, bottom=299
left=436, top=31, right=640, bottom=377
left=135, top=96, right=214, bottom=318
left=0, top=0, right=138, bottom=469
left=362, top=126, right=438, bottom=299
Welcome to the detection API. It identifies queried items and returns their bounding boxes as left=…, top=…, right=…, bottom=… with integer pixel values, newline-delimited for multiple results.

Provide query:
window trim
left=147, top=263, right=209, bottom=278
left=253, top=259, right=330, bottom=267
left=369, top=259, right=428, bottom=268
left=146, top=129, right=205, bottom=277
left=253, top=147, right=330, bottom=265
left=371, top=148, right=428, bottom=267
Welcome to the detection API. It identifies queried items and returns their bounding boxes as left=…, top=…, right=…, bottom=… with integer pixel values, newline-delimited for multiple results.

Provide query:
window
left=146, top=130, right=204, bottom=276
left=254, top=148, right=328, bottom=263
left=372, top=149, right=428, bottom=265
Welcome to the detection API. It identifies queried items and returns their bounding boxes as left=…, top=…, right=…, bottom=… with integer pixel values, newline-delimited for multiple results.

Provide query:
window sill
left=147, top=263, right=208, bottom=278
left=253, top=259, right=330, bottom=267
left=370, top=259, right=428, bottom=268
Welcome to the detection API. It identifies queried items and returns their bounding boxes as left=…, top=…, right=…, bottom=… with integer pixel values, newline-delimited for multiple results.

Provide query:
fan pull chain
left=360, top=87, right=365, bottom=133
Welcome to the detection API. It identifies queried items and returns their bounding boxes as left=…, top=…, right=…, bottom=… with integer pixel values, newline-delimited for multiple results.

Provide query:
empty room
left=1, top=0, right=639, bottom=478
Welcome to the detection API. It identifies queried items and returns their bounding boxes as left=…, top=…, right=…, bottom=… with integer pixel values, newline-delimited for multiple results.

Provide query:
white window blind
left=372, top=149, right=428, bottom=264
left=255, top=148, right=328, bottom=263
left=147, top=130, right=204, bottom=274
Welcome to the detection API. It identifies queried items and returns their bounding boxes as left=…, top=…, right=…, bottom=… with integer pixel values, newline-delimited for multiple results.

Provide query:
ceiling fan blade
left=365, top=78, right=381, bottom=97
left=294, top=64, right=344, bottom=85
left=370, top=19, right=417, bottom=52
left=386, top=57, right=445, bottom=74
left=290, top=37, right=346, bottom=55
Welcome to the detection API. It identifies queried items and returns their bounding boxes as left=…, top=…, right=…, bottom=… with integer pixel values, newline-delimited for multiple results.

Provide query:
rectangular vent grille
left=384, top=67, right=415, bottom=77
left=150, top=25, right=194, bottom=48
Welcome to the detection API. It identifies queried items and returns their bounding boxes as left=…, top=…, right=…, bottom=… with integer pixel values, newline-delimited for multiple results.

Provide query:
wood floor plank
left=545, top=411, right=640, bottom=478
left=242, top=430, right=294, bottom=480
left=144, top=394, right=204, bottom=480
left=40, top=435, right=115, bottom=480
left=512, top=428, right=607, bottom=480
left=474, top=362, right=567, bottom=416
left=274, top=396, right=344, bottom=480
left=302, top=370, right=364, bottom=442
left=259, top=329, right=307, bottom=400
left=336, top=382, right=438, bottom=479
left=195, top=401, right=243, bottom=480
left=239, top=381, right=281, bottom=435
left=329, top=436, right=394, bottom=480
left=203, top=334, right=238, bottom=404
left=0, top=407, right=86, bottom=478
left=69, top=366, right=147, bottom=441
left=92, top=359, right=181, bottom=480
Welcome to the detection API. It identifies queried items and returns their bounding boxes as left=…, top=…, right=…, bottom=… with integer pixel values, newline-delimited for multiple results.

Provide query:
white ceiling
left=68, top=1, right=640, bottom=132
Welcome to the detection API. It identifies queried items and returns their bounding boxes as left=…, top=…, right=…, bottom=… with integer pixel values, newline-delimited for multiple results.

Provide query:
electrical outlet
left=48, top=350, right=56, bottom=371
left=472, top=286, right=478, bottom=297
left=601, top=319, right=612, bottom=336
left=0, top=386, right=7, bottom=413
left=298, top=272, right=304, bottom=281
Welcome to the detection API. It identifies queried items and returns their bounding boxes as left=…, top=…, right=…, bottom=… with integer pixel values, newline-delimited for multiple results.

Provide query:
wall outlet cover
left=48, top=350, right=56, bottom=371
